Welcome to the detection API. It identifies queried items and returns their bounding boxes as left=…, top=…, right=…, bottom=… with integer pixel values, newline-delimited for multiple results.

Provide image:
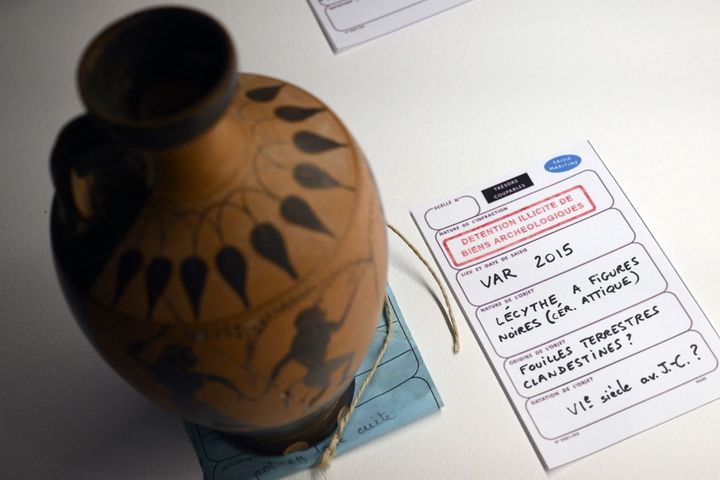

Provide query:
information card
left=411, top=142, right=720, bottom=467
left=307, top=0, right=472, bottom=52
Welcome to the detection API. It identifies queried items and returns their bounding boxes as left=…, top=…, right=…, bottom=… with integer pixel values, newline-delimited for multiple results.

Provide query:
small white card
left=307, top=0, right=472, bottom=52
left=411, top=141, right=720, bottom=468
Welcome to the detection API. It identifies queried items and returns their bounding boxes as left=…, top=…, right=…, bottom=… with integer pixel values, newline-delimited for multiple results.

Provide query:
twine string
left=315, top=223, right=461, bottom=471
left=386, top=223, right=460, bottom=353
left=316, top=297, right=393, bottom=469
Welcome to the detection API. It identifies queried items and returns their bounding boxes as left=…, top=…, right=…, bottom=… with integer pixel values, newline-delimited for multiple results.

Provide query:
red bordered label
left=442, top=185, right=596, bottom=267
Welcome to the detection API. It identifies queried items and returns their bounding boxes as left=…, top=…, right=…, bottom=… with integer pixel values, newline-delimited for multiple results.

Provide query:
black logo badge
left=482, top=173, right=534, bottom=204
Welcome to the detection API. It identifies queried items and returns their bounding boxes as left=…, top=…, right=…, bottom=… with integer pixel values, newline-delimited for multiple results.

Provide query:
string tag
left=315, top=223, right=460, bottom=471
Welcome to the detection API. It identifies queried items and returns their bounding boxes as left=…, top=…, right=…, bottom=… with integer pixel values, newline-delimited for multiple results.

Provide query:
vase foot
left=219, top=378, right=356, bottom=455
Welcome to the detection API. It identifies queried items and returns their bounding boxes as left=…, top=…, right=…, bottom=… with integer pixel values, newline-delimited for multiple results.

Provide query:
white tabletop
left=2, top=1, right=720, bottom=478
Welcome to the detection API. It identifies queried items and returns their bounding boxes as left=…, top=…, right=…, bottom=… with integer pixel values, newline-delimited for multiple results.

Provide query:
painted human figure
left=270, top=285, right=361, bottom=406
left=128, top=329, right=248, bottom=429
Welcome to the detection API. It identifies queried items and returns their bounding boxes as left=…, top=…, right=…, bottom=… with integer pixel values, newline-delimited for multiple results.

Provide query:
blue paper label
left=544, top=154, right=581, bottom=173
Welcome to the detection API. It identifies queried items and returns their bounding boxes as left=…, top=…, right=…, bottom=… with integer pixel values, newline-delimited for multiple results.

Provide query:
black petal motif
left=293, top=131, right=345, bottom=154
left=215, top=246, right=249, bottom=307
left=246, top=85, right=283, bottom=102
left=274, top=106, right=323, bottom=122
left=180, top=256, right=208, bottom=319
left=293, top=163, right=346, bottom=189
left=145, top=256, right=172, bottom=318
left=281, top=195, right=332, bottom=236
left=251, top=223, right=298, bottom=279
left=113, top=249, right=143, bottom=304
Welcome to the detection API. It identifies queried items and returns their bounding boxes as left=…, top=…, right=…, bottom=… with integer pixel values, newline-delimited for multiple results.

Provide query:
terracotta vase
left=50, top=7, right=387, bottom=452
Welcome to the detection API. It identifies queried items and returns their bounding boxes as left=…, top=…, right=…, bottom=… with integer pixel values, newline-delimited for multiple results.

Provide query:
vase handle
left=50, top=115, right=149, bottom=233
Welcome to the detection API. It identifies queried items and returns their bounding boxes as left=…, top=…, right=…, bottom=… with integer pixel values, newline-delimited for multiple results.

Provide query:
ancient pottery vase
left=50, top=7, right=387, bottom=451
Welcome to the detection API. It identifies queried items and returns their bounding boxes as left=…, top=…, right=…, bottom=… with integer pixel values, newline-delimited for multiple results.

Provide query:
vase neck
left=149, top=113, right=249, bottom=204
left=78, top=7, right=237, bottom=150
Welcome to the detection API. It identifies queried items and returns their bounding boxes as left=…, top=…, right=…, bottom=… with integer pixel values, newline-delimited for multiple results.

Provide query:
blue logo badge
left=544, top=155, right=581, bottom=173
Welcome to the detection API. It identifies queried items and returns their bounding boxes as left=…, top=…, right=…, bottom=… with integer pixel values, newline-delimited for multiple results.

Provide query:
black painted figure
left=270, top=287, right=361, bottom=406
left=128, top=332, right=247, bottom=429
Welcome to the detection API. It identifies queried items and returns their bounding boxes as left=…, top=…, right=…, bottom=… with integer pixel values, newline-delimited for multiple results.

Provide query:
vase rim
left=77, top=6, right=237, bottom=149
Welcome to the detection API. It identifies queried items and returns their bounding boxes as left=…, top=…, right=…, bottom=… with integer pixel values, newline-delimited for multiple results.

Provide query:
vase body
left=50, top=7, right=387, bottom=450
